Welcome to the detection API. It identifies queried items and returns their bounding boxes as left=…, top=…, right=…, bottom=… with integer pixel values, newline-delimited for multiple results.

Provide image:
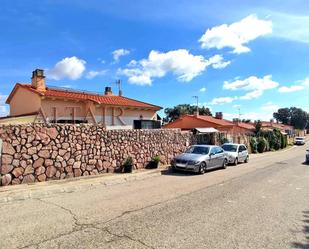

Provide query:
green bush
left=152, top=155, right=160, bottom=163
left=265, top=139, right=270, bottom=152
left=281, top=134, right=287, bottom=149
left=257, top=137, right=267, bottom=153
left=218, top=133, right=229, bottom=144
left=123, top=157, right=133, bottom=166
left=250, top=137, right=258, bottom=153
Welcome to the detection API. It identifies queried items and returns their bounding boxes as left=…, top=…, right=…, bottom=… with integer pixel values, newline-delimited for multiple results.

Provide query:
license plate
left=176, top=164, right=186, bottom=168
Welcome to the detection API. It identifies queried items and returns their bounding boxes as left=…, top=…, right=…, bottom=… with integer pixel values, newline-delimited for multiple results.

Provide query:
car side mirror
left=209, top=153, right=214, bottom=157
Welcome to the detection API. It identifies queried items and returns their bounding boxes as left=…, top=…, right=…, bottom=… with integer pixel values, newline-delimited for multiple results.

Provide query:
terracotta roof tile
left=192, top=115, right=234, bottom=127
left=8, top=84, right=161, bottom=110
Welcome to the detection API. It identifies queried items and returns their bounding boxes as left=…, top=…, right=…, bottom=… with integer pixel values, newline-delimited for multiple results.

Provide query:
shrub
left=152, top=155, right=160, bottom=163
left=272, top=129, right=282, bottom=150
left=281, top=134, right=288, bottom=149
left=265, top=139, right=270, bottom=152
left=218, top=133, right=229, bottom=145
left=250, top=137, right=258, bottom=154
left=123, top=157, right=133, bottom=166
left=257, top=137, right=267, bottom=153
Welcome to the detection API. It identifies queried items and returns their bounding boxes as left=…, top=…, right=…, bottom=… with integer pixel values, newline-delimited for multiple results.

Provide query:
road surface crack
left=18, top=198, right=92, bottom=249
left=101, top=226, right=155, bottom=249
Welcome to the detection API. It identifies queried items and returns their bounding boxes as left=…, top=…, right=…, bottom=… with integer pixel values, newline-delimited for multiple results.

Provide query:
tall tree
left=273, top=107, right=309, bottom=130
left=273, top=108, right=291, bottom=124
left=289, top=107, right=309, bottom=130
left=163, top=104, right=212, bottom=124
left=255, top=120, right=262, bottom=135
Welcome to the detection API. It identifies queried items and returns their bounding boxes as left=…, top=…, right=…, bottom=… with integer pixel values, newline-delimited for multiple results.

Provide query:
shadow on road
left=291, top=211, right=309, bottom=249
left=160, top=167, right=224, bottom=177
left=160, top=168, right=199, bottom=177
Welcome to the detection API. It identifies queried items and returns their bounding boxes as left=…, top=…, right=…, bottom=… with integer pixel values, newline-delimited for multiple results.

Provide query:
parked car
left=171, top=145, right=227, bottom=174
left=221, top=143, right=249, bottom=165
left=306, top=149, right=309, bottom=164
left=294, top=137, right=305, bottom=145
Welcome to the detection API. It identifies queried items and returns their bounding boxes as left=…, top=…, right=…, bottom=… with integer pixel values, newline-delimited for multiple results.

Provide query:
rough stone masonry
left=0, top=124, right=194, bottom=186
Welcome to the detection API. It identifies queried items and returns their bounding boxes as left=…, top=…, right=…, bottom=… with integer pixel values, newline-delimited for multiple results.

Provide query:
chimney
left=215, top=112, right=223, bottom=119
left=31, top=69, right=46, bottom=91
left=104, top=86, right=113, bottom=96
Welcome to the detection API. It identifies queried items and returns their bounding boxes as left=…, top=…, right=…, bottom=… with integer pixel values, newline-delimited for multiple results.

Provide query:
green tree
left=163, top=104, right=212, bottom=124
left=255, top=120, right=262, bottom=135
left=273, top=108, right=291, bottom=124
left=289, top=107, right=309, bottom=130
left=273, top=107, right=309, bottom=129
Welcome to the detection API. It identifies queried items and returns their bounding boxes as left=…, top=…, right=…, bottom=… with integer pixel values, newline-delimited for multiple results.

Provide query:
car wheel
left=222, top=159, right=227, bottom=169
left=234, top=158, right=238, bottom=166
left=199, top=162, right=206, bottom=174
left=244, top=156, right=249, bottom=163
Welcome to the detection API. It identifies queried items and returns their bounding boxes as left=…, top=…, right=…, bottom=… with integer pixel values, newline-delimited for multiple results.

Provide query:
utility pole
left=115, top=79, right=122, bottom=96
left=192, top=96, right=199, bottom=116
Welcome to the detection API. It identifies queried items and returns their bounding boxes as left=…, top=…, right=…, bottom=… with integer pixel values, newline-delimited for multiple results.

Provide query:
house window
left=133, top=120, right=161, bottom=129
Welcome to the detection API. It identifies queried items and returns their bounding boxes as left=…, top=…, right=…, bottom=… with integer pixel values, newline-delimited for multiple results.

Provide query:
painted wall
left=9, top=88, right=41, bottom=116
left=11, top=93, right=158, bottom=128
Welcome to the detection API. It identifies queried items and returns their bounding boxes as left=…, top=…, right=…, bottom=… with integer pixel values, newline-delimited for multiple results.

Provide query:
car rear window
left=222, top=144, right=238, bottom=152
left=185, top=146, right=209, bottom=155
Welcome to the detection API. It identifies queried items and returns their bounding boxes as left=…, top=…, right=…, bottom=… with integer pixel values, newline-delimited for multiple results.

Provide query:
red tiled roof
left=163, top=114, right=234, bottom=130
left=192, top=115, right=234, bottom=127
left=261, top=121, right=284, bottom=129
left=223, top=120, right=255, bottom=131
left=6, top=84, right=162, bottom=110
left=261, top=121, right=294, bottom=130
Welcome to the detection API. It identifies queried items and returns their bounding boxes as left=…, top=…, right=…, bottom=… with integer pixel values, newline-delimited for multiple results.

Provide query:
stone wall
left=0, top=124, right=195, bottom=186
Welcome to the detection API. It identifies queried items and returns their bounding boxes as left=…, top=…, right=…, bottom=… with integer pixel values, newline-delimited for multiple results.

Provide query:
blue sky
left=1, top=0, right=309, bottom=120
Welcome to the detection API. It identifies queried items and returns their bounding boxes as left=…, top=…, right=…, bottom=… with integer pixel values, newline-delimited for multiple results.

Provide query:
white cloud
left=59, top=85, right=74, bottom=88
left=199, top=87, right=207, bottom=92
left=261, top=101, right=279, bottom=111
left=269, top=12, right=309, bottom=44
left=199, top=14, right=272, bottom=54
left=0, top=105, right=8, bottom=116
left=233, top=104, right=241, bottom=109
left=118, top=50, right=230, bottom=85
left=278, top=76, right=309, bottom=93
left=223, top=111, right=271, bottom=122
left=0, top=94, right=9, bottom=117
left=48, top=56, right=86, bottom=80
left=239, top=90, right=263, bottom=100
left=209, top=96, right=237, bottom=105
left=85, top=70, right=107, bottom=79
left=223, top=101, right=280, bottom=121
left=207, top=54, right=231, bottom=69
left=224, top=75, right=279, bottom=100
left=278, top=85, right=304, bottom=93
left=301, top=77, right=309, bottom=87
left=112, top=49, right=130, bottom=62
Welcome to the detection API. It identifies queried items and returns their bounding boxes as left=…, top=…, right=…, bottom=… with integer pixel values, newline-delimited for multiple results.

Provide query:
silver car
left=222, top=143, right=249, bottom=165
left=171, top=145, right=228, bottom=174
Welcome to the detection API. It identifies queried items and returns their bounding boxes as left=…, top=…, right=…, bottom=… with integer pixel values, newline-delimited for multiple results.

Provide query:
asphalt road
left=0, top=144, right=309, bottom=249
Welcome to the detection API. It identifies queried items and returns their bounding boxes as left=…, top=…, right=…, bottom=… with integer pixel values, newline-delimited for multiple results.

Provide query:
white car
left=222, top=143, right=249, bottom=166
left=295, top=137, right=305, bottom=145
